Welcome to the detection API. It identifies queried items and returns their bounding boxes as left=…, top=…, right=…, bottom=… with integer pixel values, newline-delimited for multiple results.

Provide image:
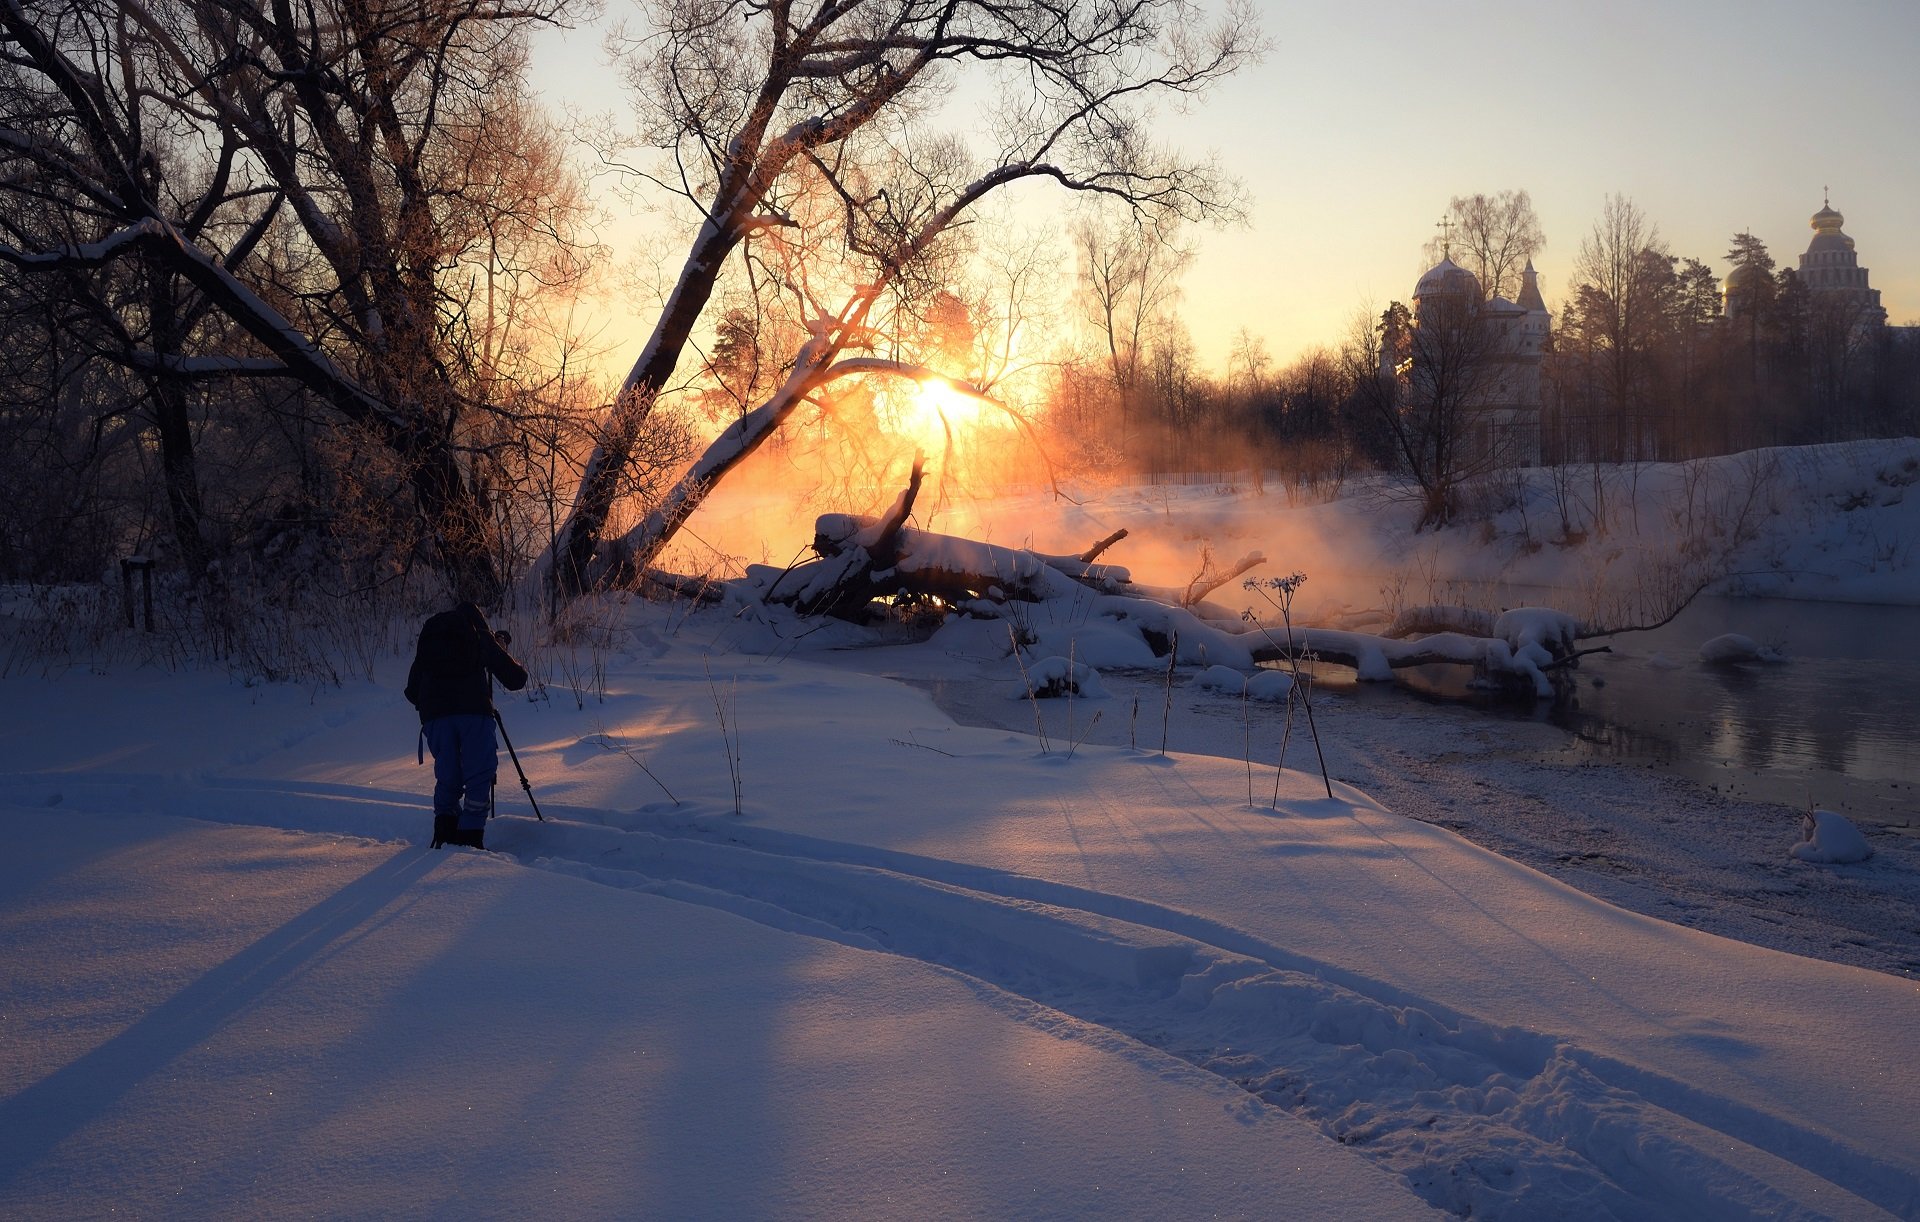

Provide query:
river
left=1333, top=594, right=1919, bottom=829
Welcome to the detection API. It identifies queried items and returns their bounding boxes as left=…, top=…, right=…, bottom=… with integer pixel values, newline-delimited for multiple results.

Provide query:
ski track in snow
left=5, top=769, right=1911, bottom=1220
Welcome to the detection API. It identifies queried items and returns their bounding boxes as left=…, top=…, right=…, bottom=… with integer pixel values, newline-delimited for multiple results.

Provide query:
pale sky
left=531, top=1, right=1920, bottom=375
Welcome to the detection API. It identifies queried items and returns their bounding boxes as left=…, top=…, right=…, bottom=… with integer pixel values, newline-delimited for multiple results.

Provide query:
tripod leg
left=493, top=709, right=545, bottom=821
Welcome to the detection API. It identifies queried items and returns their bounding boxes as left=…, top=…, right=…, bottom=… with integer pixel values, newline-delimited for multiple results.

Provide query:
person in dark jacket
left=404, top=601, right=528, bottom=849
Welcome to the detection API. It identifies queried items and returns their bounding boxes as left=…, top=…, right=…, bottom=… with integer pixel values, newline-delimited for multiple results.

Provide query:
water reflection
left=1307, top=596, right=1918, bottom=826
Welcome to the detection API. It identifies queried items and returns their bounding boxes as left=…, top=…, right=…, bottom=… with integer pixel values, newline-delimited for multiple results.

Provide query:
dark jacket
left=404, top=602, right=528, bottom=724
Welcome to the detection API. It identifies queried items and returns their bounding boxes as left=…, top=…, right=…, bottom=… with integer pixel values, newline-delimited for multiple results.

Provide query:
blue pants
left=424, top=714, right=497, bottom=831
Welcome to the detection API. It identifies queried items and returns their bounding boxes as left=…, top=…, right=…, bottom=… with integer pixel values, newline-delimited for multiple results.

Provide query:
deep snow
left=4, top=442, right=1920, bottom=1219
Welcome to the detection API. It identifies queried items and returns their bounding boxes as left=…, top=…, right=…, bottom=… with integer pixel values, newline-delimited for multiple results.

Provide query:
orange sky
left=530, top=1, right=1920, bottom=377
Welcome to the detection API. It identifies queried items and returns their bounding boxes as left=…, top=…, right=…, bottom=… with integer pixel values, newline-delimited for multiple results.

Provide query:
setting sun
left=897, top=377, right=990, bottom=448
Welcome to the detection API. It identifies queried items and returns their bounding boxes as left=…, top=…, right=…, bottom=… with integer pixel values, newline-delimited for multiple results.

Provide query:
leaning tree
left=551, top=0, right=1260, bottom=596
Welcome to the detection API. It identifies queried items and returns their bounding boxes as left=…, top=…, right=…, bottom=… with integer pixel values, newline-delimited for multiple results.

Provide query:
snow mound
left=1790, top=810, right=1873, bottom=864
left=1246, top=670, right=1295, bottom=702
left=1038, top=620, right=1160, bottom=669
left=1699, top=634, right=1786, bottom=664
left=1018, top=655, right=1107, bottom=699
left=1194, top=665, right=1248, bottom=694
left=1192, top=665, right=1294, bottom=703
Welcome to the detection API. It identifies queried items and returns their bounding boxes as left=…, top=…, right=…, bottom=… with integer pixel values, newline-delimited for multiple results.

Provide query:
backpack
left=403, top=608, right=489, bottom=721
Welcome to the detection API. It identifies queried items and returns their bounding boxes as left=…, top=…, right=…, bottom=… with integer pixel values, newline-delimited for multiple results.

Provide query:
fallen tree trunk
left=757, top=536, right=1582, bottom=697
left=777, top=517, right=1137, bottom=618
left=738, top=467, right=1586, bottom=698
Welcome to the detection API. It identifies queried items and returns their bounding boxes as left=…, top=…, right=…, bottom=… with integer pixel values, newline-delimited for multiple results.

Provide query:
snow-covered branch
left=0, top=217, right=401, bottom=431
left=125, top=353, right=293, bottom=379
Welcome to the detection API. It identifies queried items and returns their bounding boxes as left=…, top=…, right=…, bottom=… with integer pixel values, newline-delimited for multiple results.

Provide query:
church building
left=1795, top=197, right=1887, bottom=326
left=1726, top=196, right=1887, bottom=327
left=1387, top=254, right=1551, bottom=467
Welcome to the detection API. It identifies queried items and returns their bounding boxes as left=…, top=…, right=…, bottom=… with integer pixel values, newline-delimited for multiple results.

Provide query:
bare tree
left=553, top=0, right=1258, bottom=593
left=1344, top=294, right=1505, bottom=529
left=1073, top=210, right=1194, bottom=449
left=1566, top=194, right=1669, bottom=460
left=0, top=0, right=281, bottom=579
left=1421, top=190, right=1545, bottom=302
left=0, top=0, right=592, bottom=604
left=1263, top=345, right=1357, bottom=499
left=1228, top=326, right=1271, bottom=401
left=1804, top=290, right=1876, bottom=428
left=959, top=220, right=1061, bottom=396
left=1142, top=318, right=1203, bottom=473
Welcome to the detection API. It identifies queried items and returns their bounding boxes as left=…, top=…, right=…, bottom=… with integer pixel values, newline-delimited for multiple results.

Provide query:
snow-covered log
left=738, top=479, right=1592, bottom=699
left=785, top=516, right=1137, bottom=617
left=759, top=535, right=1577, bottom=698
left=763, top=520, right=1092, bottom=618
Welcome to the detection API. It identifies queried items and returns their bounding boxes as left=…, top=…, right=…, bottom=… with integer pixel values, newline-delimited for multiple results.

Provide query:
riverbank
left=862, top=644, right=1920, bottom=983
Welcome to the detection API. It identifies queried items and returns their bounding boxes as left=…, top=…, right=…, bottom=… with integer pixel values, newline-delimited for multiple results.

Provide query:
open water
left=1340, top=594, right=1919, bottom=829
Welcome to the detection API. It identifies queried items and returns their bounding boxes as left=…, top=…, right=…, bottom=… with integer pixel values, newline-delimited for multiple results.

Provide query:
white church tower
left=1798, top=195, right=1887, bottom=327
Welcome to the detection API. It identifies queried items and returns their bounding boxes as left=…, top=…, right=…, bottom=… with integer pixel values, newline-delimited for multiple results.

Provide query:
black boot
left=450, top=825, right=486, bottom=850
left=431, top=813, right=458, bottom=849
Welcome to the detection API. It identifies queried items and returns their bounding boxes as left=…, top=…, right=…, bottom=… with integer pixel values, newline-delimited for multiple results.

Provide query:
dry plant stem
left=1160, top=631, right=1179, bottom=757
left=704, top=658, right=743, bottom=815
left=1066, top=710, right=1103, bottom=761
left=1067, top=638, right=1077, bottom=746
left=1007, top=622, right=1051, bottom=753
left=1298, top=682, right=1333, bottom=799
left=1130, top=696, right=1140, bottom=751
left=1243, top=684, right=1253, bottom=806
left=1245, top=576, right=1333, bottom=801
left=1271, top=689, right=1293, bottom=808
left=890, top=735, right=957, bottom=758
left=1280, top=601, right=1335, bottom=801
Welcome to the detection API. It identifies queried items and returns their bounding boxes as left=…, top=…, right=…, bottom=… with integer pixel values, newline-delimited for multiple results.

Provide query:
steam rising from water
left=658, top=441, right=1916, bottom=636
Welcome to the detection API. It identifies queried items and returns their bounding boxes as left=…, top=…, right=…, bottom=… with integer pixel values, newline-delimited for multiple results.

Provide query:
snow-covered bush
left=1790, top=810, right=1872, bottom=864
left=1018, top=656, right=1107, bottom=700
left=1245, top=670, right=1295, bottom=702
left=1194, top=665, right=1247, bottom=694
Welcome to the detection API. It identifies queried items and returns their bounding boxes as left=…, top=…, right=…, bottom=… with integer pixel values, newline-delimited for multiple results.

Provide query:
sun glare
left=853, top=374, right=1031, bottom=491
left=880, top=377, right=998, bottom=455
left=909, top=379, right=987, bottom=436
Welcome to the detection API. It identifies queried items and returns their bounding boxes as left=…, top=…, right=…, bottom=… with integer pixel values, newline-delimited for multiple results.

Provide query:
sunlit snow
left=5, top=442, right=1919, bottom=1219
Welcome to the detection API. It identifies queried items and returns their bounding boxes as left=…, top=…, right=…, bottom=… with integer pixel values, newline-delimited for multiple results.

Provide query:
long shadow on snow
left=504, top=814, right=1916, bottom=1220
left=0, top=848, right=442, bottom=1189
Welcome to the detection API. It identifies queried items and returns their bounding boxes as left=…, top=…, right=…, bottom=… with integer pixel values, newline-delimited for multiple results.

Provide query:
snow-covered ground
left=5, top=442, right=1919, bottom=1219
